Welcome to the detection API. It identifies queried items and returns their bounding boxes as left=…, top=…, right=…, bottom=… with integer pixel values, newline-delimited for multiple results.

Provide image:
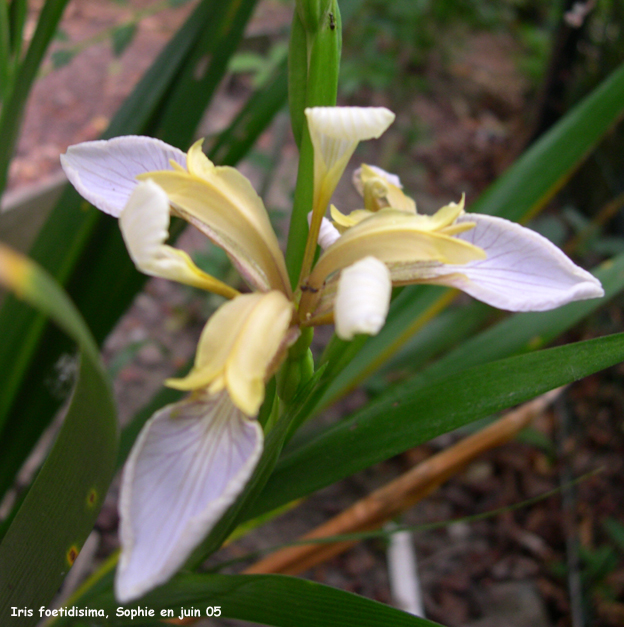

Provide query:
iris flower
left=297, top=107, right=604, bottom=339
left=61, top=107, right=602, bottom=601
left=62, top=138, right=296, bottom=601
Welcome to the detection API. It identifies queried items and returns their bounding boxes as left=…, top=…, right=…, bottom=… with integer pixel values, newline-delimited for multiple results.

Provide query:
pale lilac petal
left=431, top=214, right=604, bottom=311
left=335, top=256, right=392, bottom=340
left=115, top=392, right=263, bottom=602
left=61, top=136, right=186, bottom=217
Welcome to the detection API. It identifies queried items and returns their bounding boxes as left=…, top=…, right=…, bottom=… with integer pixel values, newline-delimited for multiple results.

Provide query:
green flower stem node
left=277, top=328, right=315, bottom=404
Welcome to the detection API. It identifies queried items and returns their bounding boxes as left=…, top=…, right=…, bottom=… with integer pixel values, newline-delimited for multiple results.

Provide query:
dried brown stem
left=244, top=388, right=562, bottom=576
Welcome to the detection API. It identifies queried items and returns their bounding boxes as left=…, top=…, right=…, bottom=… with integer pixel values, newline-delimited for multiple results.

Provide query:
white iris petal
left=335, top=256, right=392, bottom=340
left=119, top=180, right=237, bottom=297
left=116, top=391, right=263, bottom=602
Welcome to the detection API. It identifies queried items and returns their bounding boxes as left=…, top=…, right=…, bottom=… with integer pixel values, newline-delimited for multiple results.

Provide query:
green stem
left=284, top=0, right=341, bottom=290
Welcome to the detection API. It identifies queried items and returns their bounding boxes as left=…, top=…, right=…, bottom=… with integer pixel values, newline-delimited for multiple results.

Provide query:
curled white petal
left=335, top=256, right=392, bottom=340
left=431, top=214, right=604, bottom=311
left=119, top=180, right=236, bottom=296
left=353, top=165, right=402, bottom=196
left=116, top=392, right=263, bottom=602
left=119, top=180, right=171, bottom=270
left=308, top=212, right=341, bottom=250
left=306, top=107, right=395, bottom=144
left=305, top=107, right=396, bottom=215
left=61, top=136, right=186, bottom=217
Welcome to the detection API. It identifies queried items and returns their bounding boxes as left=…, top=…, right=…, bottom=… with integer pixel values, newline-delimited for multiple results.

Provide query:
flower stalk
left=285, top=0, right=341, bottom=289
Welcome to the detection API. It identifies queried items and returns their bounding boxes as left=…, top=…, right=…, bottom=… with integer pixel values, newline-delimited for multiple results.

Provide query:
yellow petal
left=138, top=141, right=290, bottom=296
left=167, top=291, right=294, bottom=416
left=330, top=205, right=374, bottom=230
left=356, top=164, right=416, bottom=214
left=308, top=208, right=486, bottom=289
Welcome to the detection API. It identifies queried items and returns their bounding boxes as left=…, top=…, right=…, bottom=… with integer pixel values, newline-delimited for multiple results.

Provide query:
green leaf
left=208, top=58, right=288, bottom=167
left=0, top=1, right=10, bottom=101
left=153, top=0, right=259, bottom=147
left=0, top=245, right=117, bottom=625
left=88, top=573, right=441, bottom=627
left=111, top=23, right=137, bottom=57
left=8, top=0, right=28, bottom=59
left=248, top=331, right=624, bottom=519
left=473, top=62, right=624, bottom=222
left=0, top=0, right=72, bottom=193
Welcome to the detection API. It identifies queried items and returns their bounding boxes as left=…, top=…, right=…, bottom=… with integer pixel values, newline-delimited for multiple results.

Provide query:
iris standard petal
left=115, top=392, right=263, bottom=602
left=138, top=142, right=290, bottom=295
left=61, top=136, right=186, bottom=217
left=425, top=213, right=604, bottom=311
left=334, top=256, right=392, bottom=340
left=305, top=107, right=395, bottom=213
left=167, top=291, right=294, bottom=416
left=119, top=180, right=239, bottom=298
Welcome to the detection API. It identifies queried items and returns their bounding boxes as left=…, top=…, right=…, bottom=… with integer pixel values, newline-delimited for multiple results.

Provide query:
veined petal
left=426, top=214, right=604, bottom=311
left=167, top=291, right=294, bottom=416
left=308, top=208, right=486, bottom=289
left=305, top=107, right=395, bottom=213
left=138, top=141, right=290, bottom=295
left=116, top=392, right=263, bottom=602
left=335, top=256, right=392, bottom=340
left=119, top=180, right=238, bottom=298
left=61, top=136, right=186, bottom=217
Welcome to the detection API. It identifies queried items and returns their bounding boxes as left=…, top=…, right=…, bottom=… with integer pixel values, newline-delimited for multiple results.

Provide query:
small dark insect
left=300, top=284, right=319, bottom=293
left=329, top=12, right=335, bottom=30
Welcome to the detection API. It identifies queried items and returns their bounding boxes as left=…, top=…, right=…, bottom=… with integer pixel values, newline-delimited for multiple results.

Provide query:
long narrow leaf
left=0, top=0, right=72, bottom=193
left=248, top=331, right=624, bottom=518
left=89, top=573, right=441, bottom=627
left=0, top=244, right=117, bottom=626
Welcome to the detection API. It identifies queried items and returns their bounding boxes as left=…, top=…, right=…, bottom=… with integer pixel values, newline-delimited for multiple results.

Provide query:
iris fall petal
left=116, top=391, right=263, bottom=602
left=425, top=213, right=604, bottom=311
left=60, top=136, right=186, bottom=217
